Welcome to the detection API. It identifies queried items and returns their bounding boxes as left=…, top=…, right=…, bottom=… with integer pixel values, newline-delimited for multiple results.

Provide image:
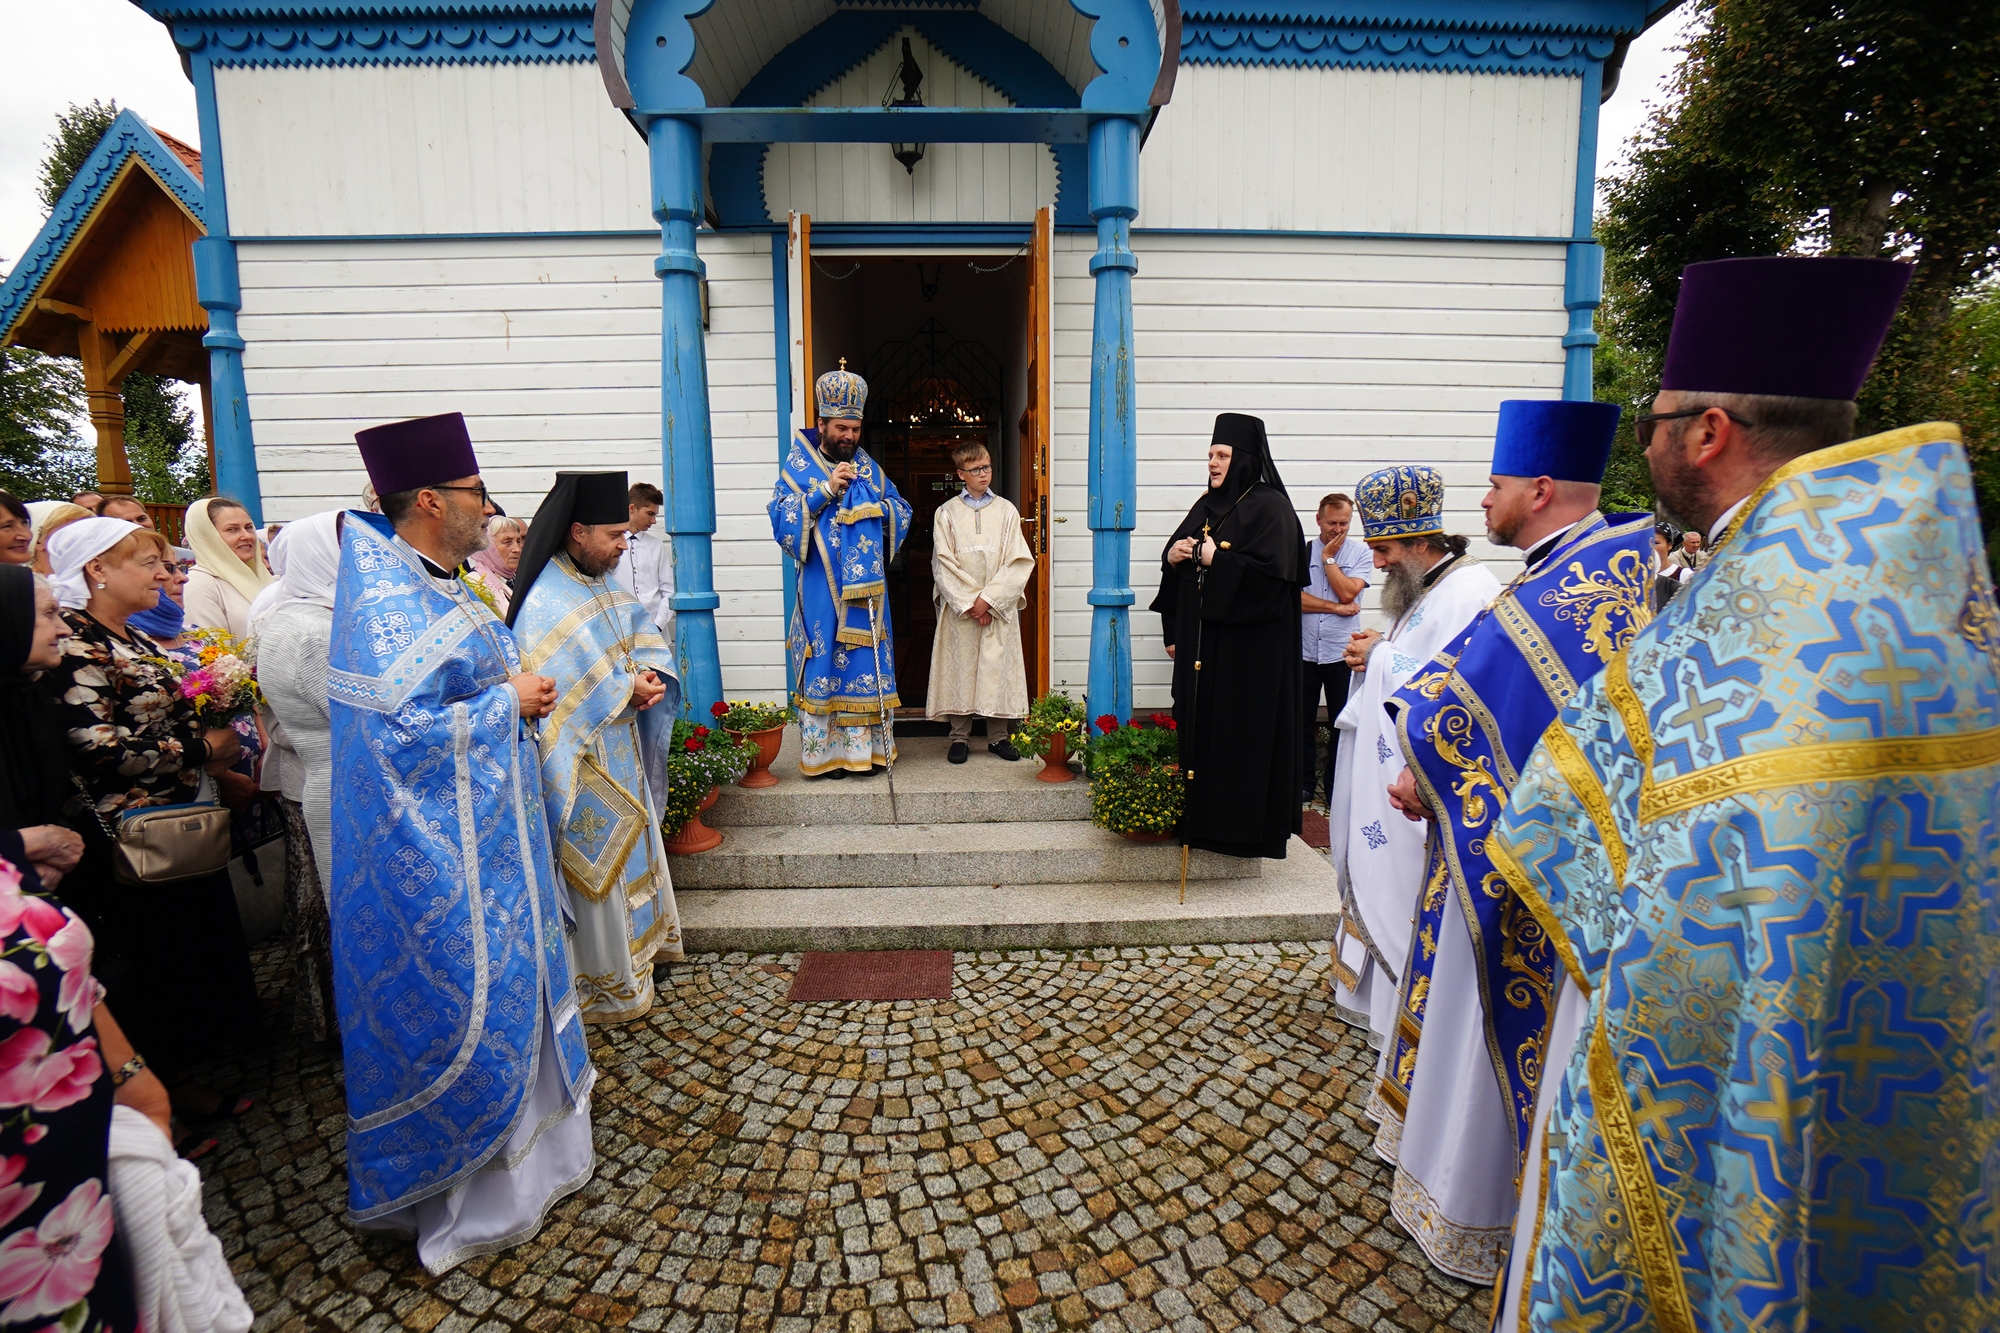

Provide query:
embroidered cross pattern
left=1363, top=821, right=1387, bottom=849
left=1377, top=734, right=1392, bottom=764
left=367, top=610, right=416, bottom=657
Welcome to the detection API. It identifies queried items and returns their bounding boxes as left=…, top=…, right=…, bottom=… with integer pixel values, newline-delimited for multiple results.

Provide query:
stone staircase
left=669, top=730, right=1340, bottom=952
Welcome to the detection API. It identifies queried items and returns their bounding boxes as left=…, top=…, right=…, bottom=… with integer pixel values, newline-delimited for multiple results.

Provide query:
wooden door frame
left=1024, top=205, right=1053, bottom=696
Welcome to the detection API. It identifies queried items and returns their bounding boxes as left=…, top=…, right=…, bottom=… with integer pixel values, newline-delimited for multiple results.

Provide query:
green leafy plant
left=711, top=698, right=793, bottom=733
left=1084, top=713, right=1182, bottom=836
left=662, top=719, right=756, bottom=835
left=1009, top=689, right=1085, bottom=761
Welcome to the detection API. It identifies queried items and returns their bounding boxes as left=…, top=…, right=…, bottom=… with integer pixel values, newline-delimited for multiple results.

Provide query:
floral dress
left=0, top=842, right=137, bottom=1333
left=39, top=613, right=259, bottom=1079
left=44, top=613, right=206, bottom=820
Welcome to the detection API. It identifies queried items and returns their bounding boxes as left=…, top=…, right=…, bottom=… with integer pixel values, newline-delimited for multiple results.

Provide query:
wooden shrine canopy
left=0, top=110, right=211, bottom=498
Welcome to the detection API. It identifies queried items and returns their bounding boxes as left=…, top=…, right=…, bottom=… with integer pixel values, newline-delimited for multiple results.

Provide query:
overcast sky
left=0, top=0, right=1694, bottom=276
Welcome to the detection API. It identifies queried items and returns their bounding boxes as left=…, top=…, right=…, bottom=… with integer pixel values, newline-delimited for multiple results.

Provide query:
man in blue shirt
left=1300, top=492, right=1370, bottom=805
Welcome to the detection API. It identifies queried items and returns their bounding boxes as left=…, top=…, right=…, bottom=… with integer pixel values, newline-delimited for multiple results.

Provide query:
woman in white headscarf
left=251, top=511, right=342, bottom=1042
left=27, top=501, right=92, bottom=576
left=182, top=496, right=272, bottom=639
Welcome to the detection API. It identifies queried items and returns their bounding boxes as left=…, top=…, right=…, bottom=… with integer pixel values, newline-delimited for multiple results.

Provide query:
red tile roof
left=153, top=128, right=202, bottom=181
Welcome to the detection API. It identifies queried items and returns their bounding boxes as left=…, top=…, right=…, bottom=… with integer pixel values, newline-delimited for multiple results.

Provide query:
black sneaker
left=820, top=768, right=848, bottom=780
left=652, top=959, right=672, bottom=985
left=988, top=738, right=1021, bottom=762
left=948, top=741, right=969, bottom=764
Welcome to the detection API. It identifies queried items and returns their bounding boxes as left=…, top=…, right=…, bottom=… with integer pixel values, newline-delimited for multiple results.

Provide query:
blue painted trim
left=1084, top=115, right=1141, bottom=732
left=1180, top=24, right=1616, bottom=72
left=134, top=3, right=599, bottom=67
left=0, top=110, right=205, bottom=345
left=771, top=232, right=799, bottom=702
left=186, top=54, right=266, bottom=524
left=625, top=0, right=717, bottom=109
left=682, top=106, right=1127, bottom=143
left=706, top=10, right=1089, bottom=229
left=1179, top=0, right=1647, bottom=34
left=234, top=230, right=660, bottom=242
left=1560, top=56, right=1603, bottom=398
left=1131, top=226, right=1579, bottom=243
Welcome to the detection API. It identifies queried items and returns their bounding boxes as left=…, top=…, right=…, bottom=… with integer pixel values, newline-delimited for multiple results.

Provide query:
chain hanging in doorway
left=967, top=243, right=1027, bottom=274
left=811, top=259, right=862, bottom=280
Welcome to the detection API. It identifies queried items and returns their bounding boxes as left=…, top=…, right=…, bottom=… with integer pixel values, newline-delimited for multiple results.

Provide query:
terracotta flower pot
left=1121, top=830, right=1176, bottom=843
left=1036, top=731, right=1075, bottom=784
left=733, top=724, right=785, bottom=788
left=664, top=786, right=724, bottom=855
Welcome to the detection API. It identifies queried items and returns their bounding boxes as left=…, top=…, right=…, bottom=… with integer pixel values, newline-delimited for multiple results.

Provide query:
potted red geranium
left=662, top=719, right=756, bottom=854
left=711, top=698, right=793, bottom=789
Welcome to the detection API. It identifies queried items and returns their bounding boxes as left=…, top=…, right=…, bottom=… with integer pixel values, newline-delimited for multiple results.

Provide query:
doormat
left=1301, top=810, right=1330, bottom=850
left=788, top=950, right=955, bottom=1002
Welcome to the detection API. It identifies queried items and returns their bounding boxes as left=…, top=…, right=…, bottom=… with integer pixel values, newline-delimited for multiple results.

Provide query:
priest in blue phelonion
left=327, top=413, right=595, bottom=1275
left=768, top=362, right=913, bottom=778
left=507, top=470, right=682, bottom=1023
left=1364, top=399, right=1653, bottom=1285
left=1493, top=257, right=2000, bottom=1331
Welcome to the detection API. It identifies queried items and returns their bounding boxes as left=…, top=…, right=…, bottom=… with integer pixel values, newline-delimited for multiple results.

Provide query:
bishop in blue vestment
left=769, top=364, right=912, bottom=777
left=1495, top=259, right=2000, bottom=1331
left=328, top=414, right=595, bottom=1275
left=1365, top=399, right=1653, bottom=1283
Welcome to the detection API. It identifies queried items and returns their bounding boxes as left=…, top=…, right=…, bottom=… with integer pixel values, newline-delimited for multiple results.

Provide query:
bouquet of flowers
left=177, top=628, right=263, bottom=726
left=1084, top=713, right=1182, bottom=837
left=661, top=719, right=757, bottom=836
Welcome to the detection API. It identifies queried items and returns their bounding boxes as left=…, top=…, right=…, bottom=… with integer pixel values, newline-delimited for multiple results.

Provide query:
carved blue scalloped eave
left=623, top=0, right=715, bottom=108
left=130, top=2, right=599, bottom=65
left=706, top=10, right=1091, bottom=229
left=1070, top=0, right=1160, bottom=109
left=1180, top=24, right=1619, bottom=73
left=0, top=110, right=205, bottom=346
left=1177, top=0, right=1648, bottom=33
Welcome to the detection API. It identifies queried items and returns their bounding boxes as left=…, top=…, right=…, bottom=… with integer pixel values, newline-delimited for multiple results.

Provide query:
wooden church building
left=126, top=0, right=1679, bottom=721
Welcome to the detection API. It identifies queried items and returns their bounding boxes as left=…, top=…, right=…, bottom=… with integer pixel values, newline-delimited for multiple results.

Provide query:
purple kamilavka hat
left=1661, top=257, right=1912, bottom=400
left=354, top=412, right=480, bottom=497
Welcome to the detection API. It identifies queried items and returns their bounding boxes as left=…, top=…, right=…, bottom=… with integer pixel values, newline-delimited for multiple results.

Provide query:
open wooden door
left=1017, top=206, right=1054, bottom=697
left=787, top=212, right=813, bottom=431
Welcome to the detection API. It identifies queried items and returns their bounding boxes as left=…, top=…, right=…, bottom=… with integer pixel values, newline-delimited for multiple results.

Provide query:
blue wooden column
left=649, top=113, right=723, bottom=720
left=1086, top=115, right=1141, bottom=729
left=190, top=57, right=262, bottom=523
left=1562, top=57, right=1606, bottom=400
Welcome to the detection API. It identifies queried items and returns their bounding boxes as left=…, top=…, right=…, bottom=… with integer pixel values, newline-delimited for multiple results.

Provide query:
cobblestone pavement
left=201, top=943, right=1488, bottom=1332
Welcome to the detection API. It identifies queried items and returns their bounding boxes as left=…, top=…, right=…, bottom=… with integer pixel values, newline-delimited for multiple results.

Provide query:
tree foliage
left=36, top=100, right=120, bottom=212
left=0, top=346, right=94, bottom=501
left=122, top=373, right=210, bottom=503
left=1591, top=0, right=2000, bottom=558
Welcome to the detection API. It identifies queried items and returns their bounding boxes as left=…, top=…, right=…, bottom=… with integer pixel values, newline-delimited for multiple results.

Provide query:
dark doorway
left=809, top=253, right=1028, bottom=710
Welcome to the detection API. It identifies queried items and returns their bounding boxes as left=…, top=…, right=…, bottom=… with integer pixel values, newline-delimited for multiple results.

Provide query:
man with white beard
left=1327, top=466, right=1499, bottom=1052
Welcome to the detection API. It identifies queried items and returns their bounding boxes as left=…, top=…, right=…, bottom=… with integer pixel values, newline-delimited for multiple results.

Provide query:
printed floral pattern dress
left=0, top=844, right=137, bottom=1333
left=40, top=612, right=260, bottom=1079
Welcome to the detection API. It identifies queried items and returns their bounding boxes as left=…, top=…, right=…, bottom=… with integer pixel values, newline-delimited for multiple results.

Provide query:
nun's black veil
left=0, top=566, right=71, bottom=830
left=1166, top=413, right=1301, bottom=584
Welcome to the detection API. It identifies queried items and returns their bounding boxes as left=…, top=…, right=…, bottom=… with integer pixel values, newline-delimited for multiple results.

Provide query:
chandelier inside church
left=885, top=375, right=989, bottom=427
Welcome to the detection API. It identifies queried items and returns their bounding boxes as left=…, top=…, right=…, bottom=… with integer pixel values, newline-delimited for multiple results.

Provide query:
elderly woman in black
left=37, top=521, right=259, bottom=1132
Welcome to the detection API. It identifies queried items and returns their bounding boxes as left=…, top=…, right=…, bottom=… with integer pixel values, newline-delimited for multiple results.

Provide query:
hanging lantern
left=882, top=37, right=926, bottom=175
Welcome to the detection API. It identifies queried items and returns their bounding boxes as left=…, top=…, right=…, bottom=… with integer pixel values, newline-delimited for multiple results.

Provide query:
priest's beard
left=1649, top=425, right=1718, bottom=536
left=1380, top=559, right=1427, bottom=622
left=439, top=504, right=491, bottom=569
left=572, top=545, right=621, bottom=577
left=822, top=432, right=861, bottom=463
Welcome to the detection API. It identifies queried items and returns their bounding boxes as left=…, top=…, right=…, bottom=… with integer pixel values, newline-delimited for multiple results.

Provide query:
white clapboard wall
left=1141, top=64, right=1582, bottom=238
left=761, top=27, right=1060, bottom=225
left=233, top=232, right=794, bottom=700
left=1048, top=232, right=1567, bottom=708
left=212, top=62, right=655, bottom=237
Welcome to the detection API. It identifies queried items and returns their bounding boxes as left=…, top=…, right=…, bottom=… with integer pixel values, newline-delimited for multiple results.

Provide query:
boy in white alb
left=926, top=442, right=1035, bottom=764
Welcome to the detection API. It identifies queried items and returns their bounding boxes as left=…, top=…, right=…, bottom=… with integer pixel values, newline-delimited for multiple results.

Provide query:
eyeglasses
left=960, top=464, right=992, bottom=476
left=429, top=483, right=493, bottom=506
left=1634, top=407, right=1756, bottom=450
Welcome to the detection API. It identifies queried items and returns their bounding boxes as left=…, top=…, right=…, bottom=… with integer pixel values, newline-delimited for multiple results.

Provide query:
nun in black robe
left=1150, top=413, right=1306, bottom=859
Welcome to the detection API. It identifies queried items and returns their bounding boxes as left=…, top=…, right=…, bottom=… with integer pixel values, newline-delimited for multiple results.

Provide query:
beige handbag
left=75, top=779, right=234, bottom=886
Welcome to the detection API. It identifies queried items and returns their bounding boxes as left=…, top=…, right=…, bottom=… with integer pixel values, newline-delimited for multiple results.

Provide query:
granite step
left=667, top=819, right=1259, bottom=890
left=674, top=837, right=1337, bottom=951
left=708, top=729, right=1089, bottom=829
